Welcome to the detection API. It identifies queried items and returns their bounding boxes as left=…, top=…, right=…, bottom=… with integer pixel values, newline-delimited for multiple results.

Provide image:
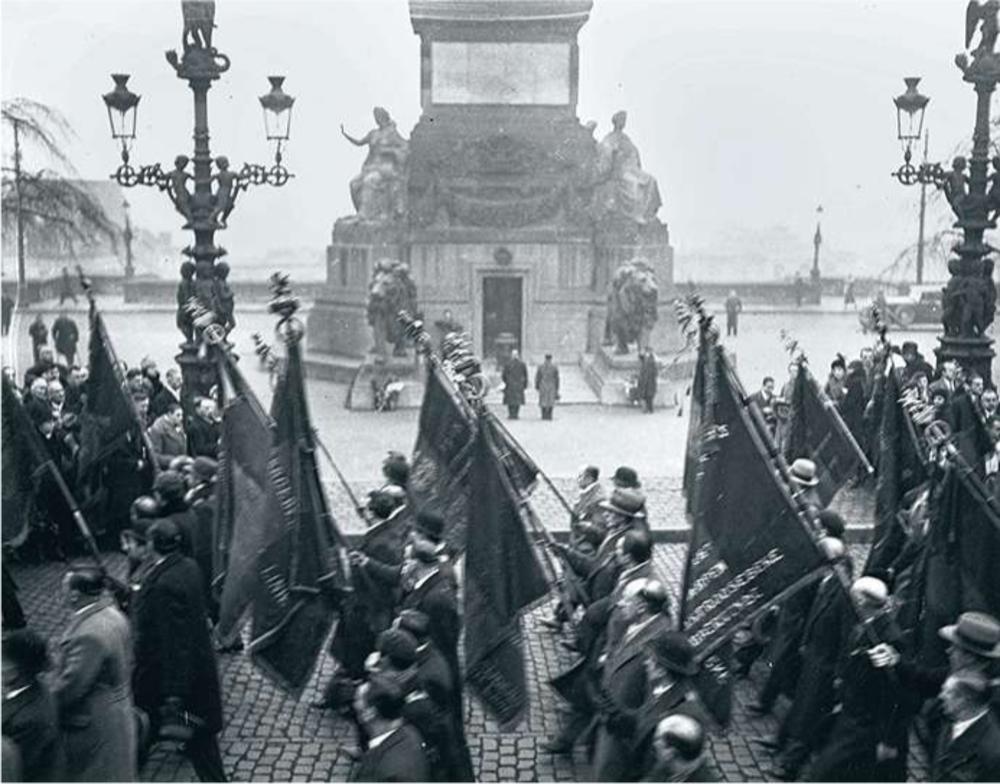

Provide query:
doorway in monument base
left=482, top=275, right=523, bottom=363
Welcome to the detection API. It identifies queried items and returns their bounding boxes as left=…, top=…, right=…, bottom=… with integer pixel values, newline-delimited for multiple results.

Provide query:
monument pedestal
left=345, top=353, right=426, bottom=411
left=580, top=344, right=696, bottom=408
left=306, top=0, right=681, bottom=403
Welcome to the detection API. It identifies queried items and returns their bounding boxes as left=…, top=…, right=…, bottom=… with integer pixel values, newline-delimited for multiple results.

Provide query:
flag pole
left=485, top=411, right=576, bottom=518
left=312, top=428, right=369, bottom=523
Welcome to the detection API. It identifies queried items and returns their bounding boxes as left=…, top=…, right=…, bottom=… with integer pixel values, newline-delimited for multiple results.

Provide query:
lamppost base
left=176, top=342, right=222, bottom=411
left=935, top=335, right=996, bottom=384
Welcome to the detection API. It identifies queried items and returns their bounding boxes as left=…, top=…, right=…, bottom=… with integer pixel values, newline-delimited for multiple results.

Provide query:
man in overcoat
left=501, top=349, right=528, bottom=419
left=52, top=564, right=137, bottom=782
left=535, top=354, right=560, bottom=420
left=130, top=520, right=226, bottom=781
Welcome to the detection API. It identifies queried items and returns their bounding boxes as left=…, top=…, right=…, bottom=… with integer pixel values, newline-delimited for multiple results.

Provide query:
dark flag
left=464, top=418, right=550, bottom=728
left=409, top=363, right=478, bottom=551
left=77, top=308, right=145, bottom=477
left=680, top=342, right=825, bottom=726
left=485, top=412, right=540, bottom=500
left=213, top=374, right=274, bottom=625
left=915, top=395, right=1000, bottom=669
left=217, top=339, right=346, bottom=696
left=76, top=306, right=152, bottom=537
left=2, top=378, right=38, bottom=545
left=865, top=367, right=928, bottom=575
left=784, top=364, right=869, bottom=506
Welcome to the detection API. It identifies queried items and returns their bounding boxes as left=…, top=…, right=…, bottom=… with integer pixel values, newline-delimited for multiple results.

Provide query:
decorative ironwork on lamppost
left=100, top=0, right=294, bottom=406
left=891, top=2, right=1000, bottom=383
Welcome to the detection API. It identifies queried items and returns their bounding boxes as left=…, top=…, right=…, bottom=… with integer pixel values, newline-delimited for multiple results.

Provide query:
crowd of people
left=725, top=338, right=1000, bottom=782
left=3, top=319, right=1000, bottom=783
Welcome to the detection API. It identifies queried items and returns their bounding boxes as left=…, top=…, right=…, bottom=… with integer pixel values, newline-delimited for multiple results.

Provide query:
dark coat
left=150, top=387, right=183, bottom=422
left=330, top=510, right=409, bottom=678
left=535, top=362, right=560, bottom=408
left=28, top=319, right=47, bottom=347
left=401, top=568, right=462, bottom=716
left=416, top=643, right=454, bottom=711
left=52, top=596, right=137, bottom=782
left=637, top=355, right=658, bottom=401
left=808, top=612, right=903, bottom=782
left=186, top=414, right=220, bottom=459
left=501, top=358, right=528, bottom=406
left=931, top=711, right=1000, bottom=782
left=349, top=724, right=430, bottom=782
left=593, top=613, right=673, bottom=781
left=781, top=570, right=849, bottom=748
left=130, top=552, right=223, bottom=734
left=2, top=681, right=65, bottom=782
left=51, top=316, right=79, bottom=362
left=402, top=569, right=460, bottom=664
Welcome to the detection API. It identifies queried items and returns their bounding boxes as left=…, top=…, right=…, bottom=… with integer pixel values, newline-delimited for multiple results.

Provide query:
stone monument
left=307, top=0, right=681, bottom=408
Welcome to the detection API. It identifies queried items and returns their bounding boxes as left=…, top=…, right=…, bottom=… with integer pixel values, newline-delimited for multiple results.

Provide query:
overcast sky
left=1, top=0, right=992, bottom=280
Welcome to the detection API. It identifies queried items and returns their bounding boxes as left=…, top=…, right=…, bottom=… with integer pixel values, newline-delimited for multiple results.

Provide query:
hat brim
left=791, top=474, right=819, bottom=487
left=939, top=625, right=1000, bottom=659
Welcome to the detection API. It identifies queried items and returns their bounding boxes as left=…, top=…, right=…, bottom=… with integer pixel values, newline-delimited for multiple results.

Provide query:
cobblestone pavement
left=10, top=539, right=928, bottom=783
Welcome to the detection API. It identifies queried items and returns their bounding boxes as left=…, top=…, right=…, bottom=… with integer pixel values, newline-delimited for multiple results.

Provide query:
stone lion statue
left=367, top=258, right=417, bottom=357
left=605, top=259, right=659, bottom=354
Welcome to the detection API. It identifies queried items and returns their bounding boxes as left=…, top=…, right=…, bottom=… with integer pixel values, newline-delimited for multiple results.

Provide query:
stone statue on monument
left=593, top=110, right=662, bottom=226
left=367, top=259, right=417, bottom=358
left=341, top=107, right=409, bottom=223
left=605, top=258, right=659, bottom=354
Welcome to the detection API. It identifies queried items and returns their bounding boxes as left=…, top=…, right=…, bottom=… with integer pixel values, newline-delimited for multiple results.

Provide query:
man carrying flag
left=77, top=284, right=155, bottom=544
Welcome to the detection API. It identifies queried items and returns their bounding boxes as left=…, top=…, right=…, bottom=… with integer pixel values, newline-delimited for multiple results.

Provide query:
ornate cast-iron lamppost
left=891, top=2, right=1000, bottom=383
left=101, top=0, right=294, bottom=404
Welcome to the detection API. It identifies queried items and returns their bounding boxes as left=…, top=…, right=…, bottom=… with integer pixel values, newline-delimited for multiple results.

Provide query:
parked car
left=861, top=284, right=943, bottom=330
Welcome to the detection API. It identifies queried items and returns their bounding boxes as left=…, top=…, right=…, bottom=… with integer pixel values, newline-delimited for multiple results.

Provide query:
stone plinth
left=580, top=344, right=695, bottom=408
left=345, top=354, right=426, bottom=410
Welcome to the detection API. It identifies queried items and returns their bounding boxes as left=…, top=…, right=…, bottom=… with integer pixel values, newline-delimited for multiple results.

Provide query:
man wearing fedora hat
left=551, top=492, right=648, bottom=614
left=861, top=610, right=1000, bottom=781
left=788, top=457, right=824, bottom=521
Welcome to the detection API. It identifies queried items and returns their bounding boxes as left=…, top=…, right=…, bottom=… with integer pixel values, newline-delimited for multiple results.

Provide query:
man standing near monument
left=535, top=354, right=560, bottom=421
left=724, top=289, right=742, bottom=336
left=501, top=349, right=528, bottom=420
left=28, top=315, right=48, bottom=364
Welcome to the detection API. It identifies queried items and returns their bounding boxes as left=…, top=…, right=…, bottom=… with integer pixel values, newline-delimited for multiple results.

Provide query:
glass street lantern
left=102, top=73, right=140, bottom=144
left=259, top=75, right=294, bottom=144
left=894, top=76, right=929, bottom=149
